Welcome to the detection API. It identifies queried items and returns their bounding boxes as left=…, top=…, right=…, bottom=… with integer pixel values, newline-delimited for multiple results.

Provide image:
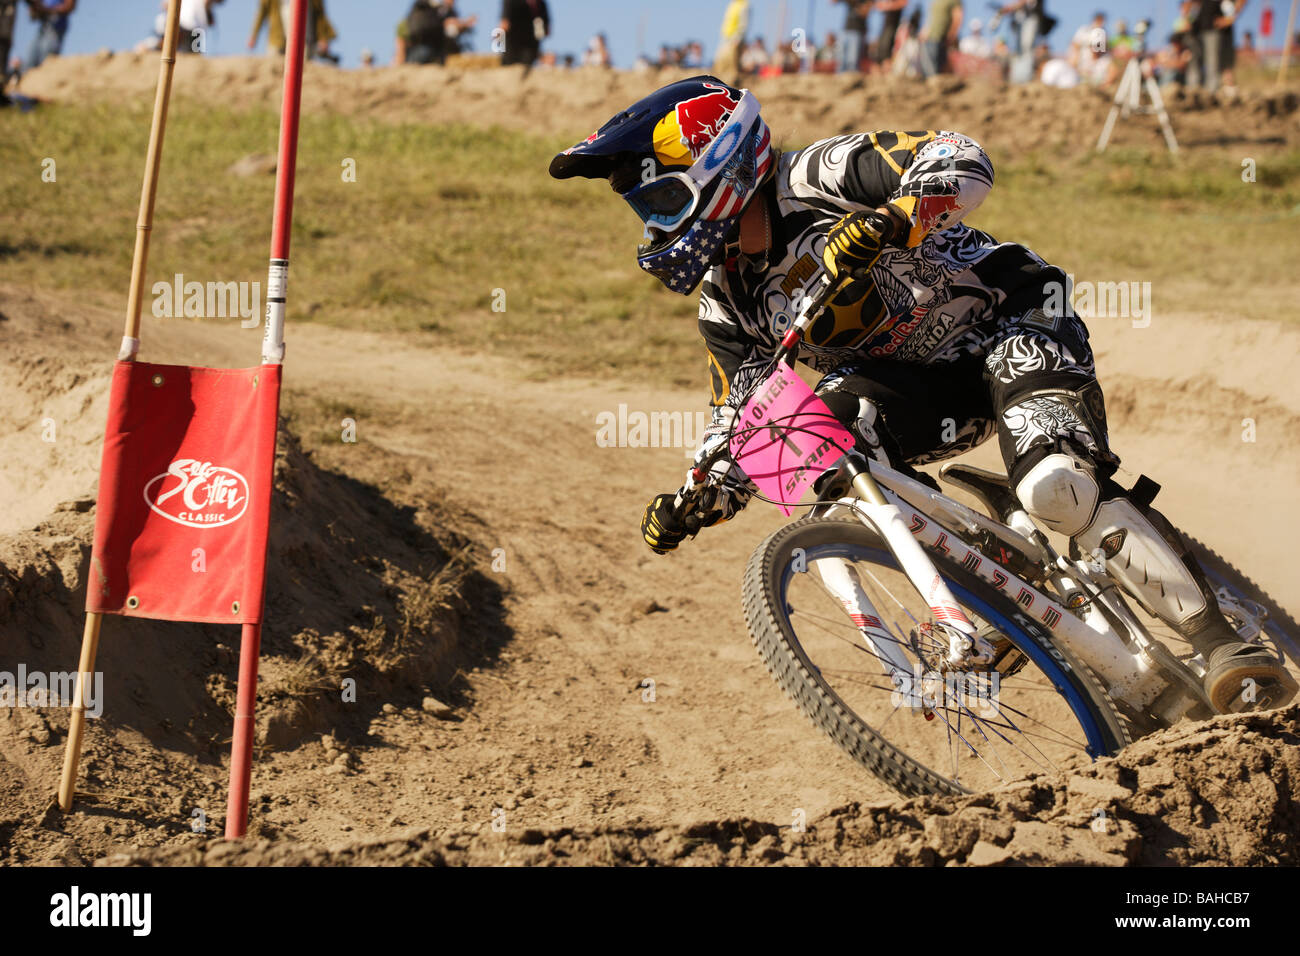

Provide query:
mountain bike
left=675, top=271, right=1300, bottom=796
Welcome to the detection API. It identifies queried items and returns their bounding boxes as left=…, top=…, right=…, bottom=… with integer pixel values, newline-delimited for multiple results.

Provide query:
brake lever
left=673, top=486, right=707, bottom=535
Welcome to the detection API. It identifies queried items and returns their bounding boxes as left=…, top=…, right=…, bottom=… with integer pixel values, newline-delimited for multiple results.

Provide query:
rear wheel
left=1185, top=533, right=1300, bottom=687
left=743, top=515, right=1131, bottom=797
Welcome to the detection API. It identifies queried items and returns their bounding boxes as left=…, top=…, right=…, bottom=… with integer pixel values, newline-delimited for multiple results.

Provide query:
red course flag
left=85, top=361, right=281, bottom=624
left=57, top=0, right=307, bottom=838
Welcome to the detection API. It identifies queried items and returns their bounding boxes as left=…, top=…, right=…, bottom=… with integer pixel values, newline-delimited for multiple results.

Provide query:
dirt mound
left=0, top=291, right=508, bottom=861
left=18, top=54, right=1300, bottom=156
left=94, top=704, right=1300, bottom=866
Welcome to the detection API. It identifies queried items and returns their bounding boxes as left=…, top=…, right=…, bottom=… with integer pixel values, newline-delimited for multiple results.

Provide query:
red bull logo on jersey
left=916, top=181, right=963, bottom=234
left=652, top=82, right=741, bottom=167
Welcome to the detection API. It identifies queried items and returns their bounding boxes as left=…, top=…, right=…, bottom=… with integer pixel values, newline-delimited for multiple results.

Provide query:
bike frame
left=816, top=456, right=1178, bottom=715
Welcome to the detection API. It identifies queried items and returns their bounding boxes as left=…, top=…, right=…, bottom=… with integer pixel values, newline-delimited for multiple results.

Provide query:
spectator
left=713, top=0, right=748, bottom=82
left=443, top=2, right=477, bottom=56
left=1238, top=28, right=1258, bottom=67
left=1, top=0, right=15, bottom=101
left=1218, top=1, right=1246, bottom=95
left=894, top=6, right=925, bottom=76
left=1155, top=32, right=1192, bottom=86
left=500, top=0, right=549, bottom=67
left=397, top=1, right=448, bottom=65
left=360, top=46, right=374, bottom=67
left=583, top=31, right=611, bottom=68
left=873, top=0, right=907, bottom=70
left=1039, top=43, right=1079, bottom=86
left=998, top=0, right=1050, bottom=83
left=1071, top=10, right=1106, bottom=78
left=740, top=36, right=771, bottom=75
left=20, top=0, right=74, bottom=71
left=959, top=18, right=993, bottom=58
left=920, top=0, right=963, bottom=76
left=176, top=0, right=227, bottom=55
left=1110, top=19, right=1136, bottom=57
left=814, top=31, right=840, bottom=72
left=832, top=1, right=870, bottom=72
left=779, top=41, right=802, bottom=73
left=249, top=0, right=335, bottom=60
left=1191, top=0, right=1223, bottom=90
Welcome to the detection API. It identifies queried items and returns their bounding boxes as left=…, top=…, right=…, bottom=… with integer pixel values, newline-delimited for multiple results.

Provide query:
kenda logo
left=144, top=459, right=249, bottom=528
left=49, top=886, right=151, bottom=936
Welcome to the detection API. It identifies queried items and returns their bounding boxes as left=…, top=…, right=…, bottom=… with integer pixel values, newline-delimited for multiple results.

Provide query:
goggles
left=623, top=172, right=702, bottom=235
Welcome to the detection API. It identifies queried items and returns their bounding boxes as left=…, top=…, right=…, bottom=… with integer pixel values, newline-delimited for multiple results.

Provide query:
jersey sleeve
left=791, top=130, right=995, bottom=248
left=695, top=274, right=779, bottom=455
left=699, top=275, right=759, bottom=411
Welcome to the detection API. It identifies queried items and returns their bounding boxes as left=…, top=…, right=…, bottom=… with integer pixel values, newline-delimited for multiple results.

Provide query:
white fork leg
left=810, top=556, right=914, bottom=678
left=852, top=499, right=981, bottom=665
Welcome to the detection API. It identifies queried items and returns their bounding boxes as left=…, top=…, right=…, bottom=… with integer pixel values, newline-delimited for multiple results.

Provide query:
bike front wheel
left=743, top=514, right=1132, bottom=797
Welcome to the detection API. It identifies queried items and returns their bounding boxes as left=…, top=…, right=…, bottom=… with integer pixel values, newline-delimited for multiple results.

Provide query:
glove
left=641, top=480, right=751, bottom=555
left=822, top=208, right=900, bottom=279
left=642, top=493, right=690, bottom=554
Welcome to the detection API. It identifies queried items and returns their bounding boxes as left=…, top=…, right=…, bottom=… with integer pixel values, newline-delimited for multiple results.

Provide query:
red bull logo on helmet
left=652, top=82, right=741, bottom=168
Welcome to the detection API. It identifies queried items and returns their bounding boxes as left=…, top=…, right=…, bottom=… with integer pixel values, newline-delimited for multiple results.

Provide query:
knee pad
left=1013, top=451, right=1101, bottom=538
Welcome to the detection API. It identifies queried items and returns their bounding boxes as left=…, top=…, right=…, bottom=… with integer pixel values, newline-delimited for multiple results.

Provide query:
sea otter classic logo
left=143, top=459, right=249, bottom=528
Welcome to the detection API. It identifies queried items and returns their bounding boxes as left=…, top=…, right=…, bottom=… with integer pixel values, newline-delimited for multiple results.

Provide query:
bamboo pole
left=56, top=0, right=183, bottom=814
left=56, top=614, right=104, bottom=809
left=1279, top=0, right=1299, bottom=86
left=120, top=0, right=183, bottom=361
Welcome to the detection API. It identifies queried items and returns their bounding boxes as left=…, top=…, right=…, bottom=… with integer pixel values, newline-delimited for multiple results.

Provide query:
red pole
left=261, top=0, right=307, bottom=366
left=225, top=623, right=262, bottom=838
left=225, top=0, right=306, bottom=840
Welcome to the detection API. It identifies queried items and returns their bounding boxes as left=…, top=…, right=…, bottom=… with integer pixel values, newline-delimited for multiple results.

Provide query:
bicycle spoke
left=775, top=539, right=1107, bottom=792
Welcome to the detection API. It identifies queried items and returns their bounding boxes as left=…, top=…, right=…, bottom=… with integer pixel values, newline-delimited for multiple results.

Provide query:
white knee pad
left=1013, top=452, right=1100, bottom=538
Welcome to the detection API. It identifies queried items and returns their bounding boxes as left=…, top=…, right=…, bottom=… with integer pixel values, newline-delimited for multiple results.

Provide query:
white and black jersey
left=697, top=130, right=1078, bottom=421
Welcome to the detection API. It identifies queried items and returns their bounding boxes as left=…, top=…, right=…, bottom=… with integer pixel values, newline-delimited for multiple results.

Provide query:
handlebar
left=673, top=268, right=848, bottom=523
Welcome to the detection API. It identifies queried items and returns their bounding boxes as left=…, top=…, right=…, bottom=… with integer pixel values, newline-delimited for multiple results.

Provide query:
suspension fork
left=837, top=454, right=990, bottom=664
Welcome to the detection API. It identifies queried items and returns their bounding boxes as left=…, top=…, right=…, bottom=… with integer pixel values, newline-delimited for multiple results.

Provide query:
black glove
left=822, top=208, right=900, bottom=279
left=642, top=493, right=690, bottom=555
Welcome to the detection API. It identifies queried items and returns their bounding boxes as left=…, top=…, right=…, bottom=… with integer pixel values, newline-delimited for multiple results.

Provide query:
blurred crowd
left=2, top=0, right=1296, bottom=101
left=724, top=0, right=1284, bottom=98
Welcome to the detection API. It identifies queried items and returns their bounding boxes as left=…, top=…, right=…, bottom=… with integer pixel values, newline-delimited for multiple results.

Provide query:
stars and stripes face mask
left=634, top=109, right=772, bottom=295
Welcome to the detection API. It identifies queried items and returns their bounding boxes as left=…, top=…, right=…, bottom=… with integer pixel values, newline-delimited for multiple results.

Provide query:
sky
left=8, top=1, right=1287, bottom=71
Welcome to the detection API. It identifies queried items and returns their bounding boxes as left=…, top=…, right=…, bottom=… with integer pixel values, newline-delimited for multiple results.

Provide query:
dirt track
left=4, top=57, right=1300, bottom=866
left=3, top=270, right=1300, bottom=865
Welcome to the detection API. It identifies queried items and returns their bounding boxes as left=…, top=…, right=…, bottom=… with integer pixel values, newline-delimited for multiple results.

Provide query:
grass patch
left=3, top=101, right=1298, bottom=389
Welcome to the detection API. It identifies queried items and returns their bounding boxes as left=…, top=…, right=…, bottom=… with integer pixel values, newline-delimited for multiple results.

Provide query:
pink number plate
left=730, top=365, right=856, bottom=515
